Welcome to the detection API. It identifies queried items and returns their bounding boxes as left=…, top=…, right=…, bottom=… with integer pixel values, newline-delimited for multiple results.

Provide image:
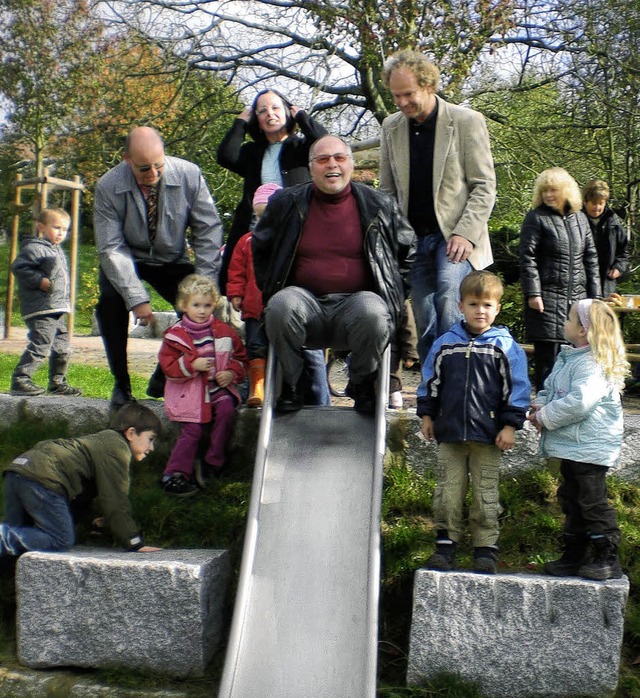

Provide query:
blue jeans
left=0, top=471, right=75, bottom=555
left=410, top=234, right=472, bottom=363
left=244, top=319, right=329, bottom=405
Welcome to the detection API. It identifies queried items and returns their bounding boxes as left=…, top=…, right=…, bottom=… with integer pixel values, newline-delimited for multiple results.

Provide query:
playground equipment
left=5, top=168, right=84, bottom=338
left=218, top=348, right=390, bottom=698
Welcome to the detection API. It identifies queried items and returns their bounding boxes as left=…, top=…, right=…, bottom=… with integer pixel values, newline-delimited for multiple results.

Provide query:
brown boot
left=247, top=358, right=266, bottom=408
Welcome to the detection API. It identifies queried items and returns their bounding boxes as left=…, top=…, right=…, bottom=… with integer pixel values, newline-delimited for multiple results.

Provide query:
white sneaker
left=389, top=391, right=403, bottom=409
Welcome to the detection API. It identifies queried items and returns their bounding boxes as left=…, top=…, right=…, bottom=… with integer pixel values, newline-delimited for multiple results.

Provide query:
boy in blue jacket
left=417, top=271, right=530, bottom=573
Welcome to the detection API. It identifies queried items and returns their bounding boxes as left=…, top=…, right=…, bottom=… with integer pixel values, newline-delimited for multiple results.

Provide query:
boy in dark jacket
left=10, top=207, right=81, bottom=396
left=582, top=179, right=629, bottom=298
left=417, top=271, right=530, bottom=574
left=0, top=403, right=162, bottom=556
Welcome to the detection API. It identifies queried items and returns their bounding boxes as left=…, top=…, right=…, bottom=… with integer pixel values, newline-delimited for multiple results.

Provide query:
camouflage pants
left=432, top=442, right=502, bottom=547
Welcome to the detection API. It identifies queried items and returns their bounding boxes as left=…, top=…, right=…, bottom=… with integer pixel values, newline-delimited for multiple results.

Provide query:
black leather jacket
left=252, top=181, right=416, bottom=328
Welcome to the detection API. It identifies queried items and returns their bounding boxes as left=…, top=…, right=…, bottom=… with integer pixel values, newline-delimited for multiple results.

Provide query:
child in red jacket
left=226, top=183, right=281, bottom=407
left=159, top=274, right=247, bottom=496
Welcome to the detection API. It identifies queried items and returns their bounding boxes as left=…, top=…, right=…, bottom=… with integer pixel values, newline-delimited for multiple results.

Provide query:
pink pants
left=164, top=392, right=236, bottom=477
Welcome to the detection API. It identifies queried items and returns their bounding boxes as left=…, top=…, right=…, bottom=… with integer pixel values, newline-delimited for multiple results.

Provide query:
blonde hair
left=382, top=50, right=440, bottom=91
left=459, top=270, right=504, bottom=302
left=176, top=274, right=219, bottom=308
left=582, top=179, right=611, bottom=203
left=38, top=207, right=70, bottom=226
left=532, top=168, right=582, bottom=213
left=580, top=300, right=629, bottom=390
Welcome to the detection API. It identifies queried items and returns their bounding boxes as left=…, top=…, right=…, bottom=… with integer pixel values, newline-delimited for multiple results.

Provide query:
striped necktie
left=147, top=186, right=158, bottom=241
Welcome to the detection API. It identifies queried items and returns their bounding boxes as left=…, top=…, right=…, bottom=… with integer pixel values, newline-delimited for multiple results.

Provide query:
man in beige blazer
left=379, top=50, right=496, bottom=362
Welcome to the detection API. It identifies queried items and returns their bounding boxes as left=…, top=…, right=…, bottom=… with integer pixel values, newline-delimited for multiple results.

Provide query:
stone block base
left=407, top=570, right=629, bottom=698
left=17, top=547, right=230, bottom=677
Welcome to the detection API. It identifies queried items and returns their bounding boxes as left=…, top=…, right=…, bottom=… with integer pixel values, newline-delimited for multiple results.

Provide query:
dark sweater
left=290, top=183, right=373, bottom=296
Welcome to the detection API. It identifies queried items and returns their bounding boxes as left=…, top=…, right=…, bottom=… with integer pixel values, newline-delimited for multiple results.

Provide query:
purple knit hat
left=253, top=183, right=282, bottom=207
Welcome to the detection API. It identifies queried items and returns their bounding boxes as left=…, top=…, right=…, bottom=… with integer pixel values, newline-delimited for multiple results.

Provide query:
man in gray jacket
left=379, top=50, right=496, bottom=363
left=94, top=127, right=223, bottom=408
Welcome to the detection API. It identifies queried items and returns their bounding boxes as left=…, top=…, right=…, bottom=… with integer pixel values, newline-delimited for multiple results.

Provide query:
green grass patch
left=0, top=351, right=151, bottom=402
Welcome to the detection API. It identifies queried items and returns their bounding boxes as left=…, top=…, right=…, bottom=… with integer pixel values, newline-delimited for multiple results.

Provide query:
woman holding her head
left=217, top=89, right=327, bottom=292
left=519, top=167, right=601, bottom=391
left=217, top=89, right=329, bottom=404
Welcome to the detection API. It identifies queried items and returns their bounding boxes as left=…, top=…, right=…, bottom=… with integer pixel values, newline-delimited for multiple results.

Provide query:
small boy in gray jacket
left=10, top=207, right=82, bottom=396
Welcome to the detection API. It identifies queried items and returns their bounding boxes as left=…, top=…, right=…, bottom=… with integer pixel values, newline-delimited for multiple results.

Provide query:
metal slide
left=217, top=348, right=390, bottom=698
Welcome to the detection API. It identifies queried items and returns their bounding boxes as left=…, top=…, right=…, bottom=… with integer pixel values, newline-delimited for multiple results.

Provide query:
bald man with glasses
left=253, top=134, right=415, bottom=414
left=94, top=126, right=223, bottom=409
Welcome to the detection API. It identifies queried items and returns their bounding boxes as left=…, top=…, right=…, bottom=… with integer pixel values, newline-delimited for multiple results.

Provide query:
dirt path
left=0, top=328, right=161, bottom=375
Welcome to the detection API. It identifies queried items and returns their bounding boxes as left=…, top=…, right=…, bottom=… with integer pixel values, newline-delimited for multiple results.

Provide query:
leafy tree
left=98, top=0, right=516, bottom=132
left=0, top=0, right=107, bottom=177
left=0, top=1, right=242, bottom=232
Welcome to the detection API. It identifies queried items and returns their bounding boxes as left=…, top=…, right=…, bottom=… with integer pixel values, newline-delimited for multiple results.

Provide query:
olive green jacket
left=6, top=429, right=143, bottom=550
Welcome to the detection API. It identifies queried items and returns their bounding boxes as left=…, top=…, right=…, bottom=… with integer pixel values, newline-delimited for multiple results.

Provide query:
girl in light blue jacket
left=529, top=299, right=629, bottom=581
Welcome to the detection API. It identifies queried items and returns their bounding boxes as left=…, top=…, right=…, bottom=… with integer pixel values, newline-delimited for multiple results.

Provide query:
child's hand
left=40, top=277, right=51, bottom=292
left=527, top=407, right=543, bottom=433
left=495, top=426, right=516, bottom=451
left=192, top=357, right=212, bottom=372
left=608, top=268, right=621, bottom=280
left=230, top=296, right=242, bottom=311
left=215, top=370, right=234, bottom=388
left=421, top=416, right=434, bottom=441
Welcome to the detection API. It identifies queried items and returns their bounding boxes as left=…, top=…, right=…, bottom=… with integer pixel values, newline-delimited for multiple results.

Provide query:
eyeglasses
left=310, top=153, right=352, bottom=165
left=131, top=160, right=165, bottom=174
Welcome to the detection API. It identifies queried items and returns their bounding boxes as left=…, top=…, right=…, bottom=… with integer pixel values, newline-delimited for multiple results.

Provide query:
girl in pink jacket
left=159, top=274, right=248, bottom=496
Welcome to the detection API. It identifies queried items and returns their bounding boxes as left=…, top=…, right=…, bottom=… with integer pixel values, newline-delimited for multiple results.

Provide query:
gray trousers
left=264, top=287, right=393, bottom=385
left=12, top=314, right=70, bottom=385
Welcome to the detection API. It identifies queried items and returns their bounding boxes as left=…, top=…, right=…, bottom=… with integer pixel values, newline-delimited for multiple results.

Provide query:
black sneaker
left=48, top=383, right=83, bottom=396
left=427, top=539, right=457, bottom=571
left=162, top=474, right=198, bottom=497
left=10, top=380, right=45, bottom=396
left=276, top=382, right=303, bottom=413
left=473, top=546, right=499, bottom=574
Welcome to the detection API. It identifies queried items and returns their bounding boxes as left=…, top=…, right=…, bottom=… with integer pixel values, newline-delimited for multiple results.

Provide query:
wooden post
left=5, top=174, right=23, bottom=339
left=68, top=175, right=82, bottom=337
left=4, top=170, right=84, bottom=340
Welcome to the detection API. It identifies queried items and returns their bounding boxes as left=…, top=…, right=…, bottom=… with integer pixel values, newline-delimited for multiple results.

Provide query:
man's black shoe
left=276, top=382, right=303, bottom=413
left=346, top=379, right=376, bottom=415
left=146, top=366, right=166, bottom=399
left=110, top=385, right=136, bottom=410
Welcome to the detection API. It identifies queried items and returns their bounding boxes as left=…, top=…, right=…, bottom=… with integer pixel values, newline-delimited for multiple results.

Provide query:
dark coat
left=519, top=204, right=600, bottom=343
left=216, top=111, right=327, bottom=292
left=585, top=206, right=629, bottom=297
left=252, top=182, right=416, bottom=329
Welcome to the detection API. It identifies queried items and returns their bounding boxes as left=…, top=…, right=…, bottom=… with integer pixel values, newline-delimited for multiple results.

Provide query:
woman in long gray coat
left=519, top=167, right=600, bottom=390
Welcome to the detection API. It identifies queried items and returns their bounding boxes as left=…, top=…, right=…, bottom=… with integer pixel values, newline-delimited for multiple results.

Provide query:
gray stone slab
left=407, top=570, right=629, bottom=698
left=16, top=547, right=230, bottom=677
left=0, top=394, right=169, bottom=434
